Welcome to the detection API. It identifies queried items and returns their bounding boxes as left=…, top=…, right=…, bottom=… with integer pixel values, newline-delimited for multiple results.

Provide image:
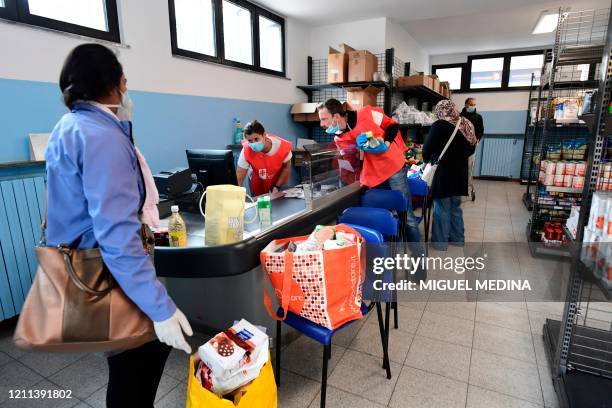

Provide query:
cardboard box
left=440, top=81, right=450, bottom=98
left=345, top=86, right=381, bottom=109
left=397, top=75, right=433, bottom=88
left=290, top=103, right=320, bottom=122
left=347, top=50, right=378, bottom=82
left=328, top=43, right=354, bottom=83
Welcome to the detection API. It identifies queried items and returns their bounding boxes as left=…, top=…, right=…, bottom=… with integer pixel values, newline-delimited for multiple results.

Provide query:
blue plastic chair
left=274, top=224, right=391, bottom=408
left=338, top=207, right=400, bottom=336
left=407, top=177, right=431, bottom=242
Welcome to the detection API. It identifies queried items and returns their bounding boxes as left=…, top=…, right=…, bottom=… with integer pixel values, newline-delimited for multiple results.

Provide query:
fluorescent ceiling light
left=532, top=10, right=559, bottom=34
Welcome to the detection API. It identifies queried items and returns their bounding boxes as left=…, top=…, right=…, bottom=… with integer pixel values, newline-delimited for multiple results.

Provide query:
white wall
left=385, top=19, right=429, bottom=74
left=308, top=17, right=387, bottom=59
left=0, top=0, right=308, bottom=104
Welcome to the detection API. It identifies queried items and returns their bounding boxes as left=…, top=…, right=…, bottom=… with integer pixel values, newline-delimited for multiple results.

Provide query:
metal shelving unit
left=526, top=8, right=608, bottom=257
left=542, top=8, right=612, bottom=408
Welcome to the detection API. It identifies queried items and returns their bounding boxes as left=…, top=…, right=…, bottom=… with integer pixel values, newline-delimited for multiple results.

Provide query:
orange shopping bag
left=260, top=224, right=365, bottom=330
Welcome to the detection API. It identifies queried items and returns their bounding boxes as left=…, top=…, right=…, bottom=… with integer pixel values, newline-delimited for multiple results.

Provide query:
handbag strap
left=58, top=246, right=113, bottom=296
left=437, top=118, right=462, bottom=162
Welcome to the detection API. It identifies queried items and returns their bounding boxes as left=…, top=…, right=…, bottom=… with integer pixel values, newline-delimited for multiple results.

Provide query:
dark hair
left=244, top=120, right=265, bottom=136
left=465, top=97, right=475, bottom=105
left=59, top=43, right=124, bottom=108
left=318, top=98, right=346, bottom=116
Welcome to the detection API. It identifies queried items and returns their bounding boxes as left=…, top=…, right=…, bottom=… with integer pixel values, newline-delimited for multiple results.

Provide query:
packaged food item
left=335, top=231, right=357, bottom=244
left=554, top=174, right=564, bottom=187
left=295, top=225, right=335, bottom=252
left=572, top=176, right=585, bottom=189
left=563, top=175, right=573, bottom=187
left=257, top=196, right=272, bottom=228
left=564, top=161, right=576, bottom=175
left=544, top=174, right=555, bottom=186
left=575, top=162, right=587, bottom=176
left=547, top=143, right=562, bottom=160
left=365, top=131, right=381, bottom=148
left=573, top=139, right=587, bottom=160
left=556, top=161, right=566, bottom=175
left=168, top=205, right=187, bottom=247
left=539, top=171, right=545, bottom=183
left=198, top=319, right=268, bottom=381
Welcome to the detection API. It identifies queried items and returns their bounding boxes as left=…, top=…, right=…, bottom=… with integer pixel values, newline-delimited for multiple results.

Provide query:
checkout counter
left=154, top=144, right=362, bottom=335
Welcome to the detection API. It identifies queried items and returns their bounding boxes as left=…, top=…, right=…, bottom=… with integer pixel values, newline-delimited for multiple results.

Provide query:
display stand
left=542, top=8, right=612, bottom=408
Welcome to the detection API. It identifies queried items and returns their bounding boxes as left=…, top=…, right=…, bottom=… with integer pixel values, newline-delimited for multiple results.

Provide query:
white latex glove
left=153, top=308, right=193, bottom=354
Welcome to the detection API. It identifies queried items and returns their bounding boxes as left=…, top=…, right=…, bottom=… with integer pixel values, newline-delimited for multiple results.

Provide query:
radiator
left=0, top=176, right=45, bottom=320
left=479, top=138, right=516, bottom=178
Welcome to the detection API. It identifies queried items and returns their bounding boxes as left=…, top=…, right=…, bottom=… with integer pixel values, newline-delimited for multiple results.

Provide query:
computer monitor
left=186, top=149, right=238, bottom=191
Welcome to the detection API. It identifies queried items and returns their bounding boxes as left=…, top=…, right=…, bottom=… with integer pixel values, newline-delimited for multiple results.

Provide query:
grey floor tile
left=528, top=311, right=561, bottom=336
left=277, top=369, right=320, bottom=408
left=404, top=335, right=471, bottom=383
left=466, top=385, right=543, bottom=408
left=425, top=299, right=477, bottom=321
left=331, top=318, right=365, bottom=348
left=327, top=349, right=400, bottom=406
left=0, top=351, right=12, bottom=368
left=0, top=334, right=27, bottom=360
left=0, top=361, right=44, bottom=404
left=469, top=349, right=543, bottom=405
left=155, top=384, right=187, bottom=408
left=163, top=349, right=190, bottom=383
left=416, top=311, right=474, bottom=347
left=2, top=380, right=80, bottom=408
left=526, top=302, right=565, bottom=317
left=364, top=304, right=423, bottom=334
left=349, top=320, right=413, bottom=364
left=18, top=352, right=86, bottom=378
left=83, top=386, right=105, bottom=408
left=476, top=302, right=531, bottom=333
left=280, top=336, right=346, bottom=382
left=308, top=386, right=386, bottom=408
left=537, top=362, right=559, bottom=408
left=155, top=374, right=180, bottom=403
left=48, top=355, right=108, bottom=400
left=389, top=366, right=468, bottom=408
left=70, top=403, right=90, bottom=408
left=473, top=322, right=536, bottom=363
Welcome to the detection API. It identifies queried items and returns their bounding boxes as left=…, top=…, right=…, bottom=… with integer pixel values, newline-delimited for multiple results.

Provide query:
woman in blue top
left=45, top=44, right=192, bottom=407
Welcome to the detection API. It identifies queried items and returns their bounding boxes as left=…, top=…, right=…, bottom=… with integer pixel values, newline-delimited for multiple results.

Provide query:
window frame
left=2, top=0, right=121, bottom=43
left=431, top=63, right=465, bottom=90
left=433, top=49, right=550, bottom=93
left=168, top=0, right=286, bottom=78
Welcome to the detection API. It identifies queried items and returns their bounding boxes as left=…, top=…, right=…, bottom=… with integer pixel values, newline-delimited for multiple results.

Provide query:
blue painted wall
left=0, top=78, right=306, bottom=173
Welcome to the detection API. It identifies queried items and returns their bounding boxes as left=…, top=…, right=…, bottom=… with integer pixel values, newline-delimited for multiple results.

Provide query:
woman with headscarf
left=423, top=100, right=478, bottom=250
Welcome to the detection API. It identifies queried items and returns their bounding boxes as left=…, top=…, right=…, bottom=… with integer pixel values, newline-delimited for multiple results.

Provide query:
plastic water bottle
left=257, top=196, right=272, bottom=228
left=168, top=205, right=187, bottom=247
left=233, top=118, right=244, bottom=144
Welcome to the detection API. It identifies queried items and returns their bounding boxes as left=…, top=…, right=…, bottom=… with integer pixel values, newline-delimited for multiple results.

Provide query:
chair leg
left=376, top=302, right=392, bottom=378
left=384, top=302, right=391, bottom=340
left=275, top=320, right=281, bottom=386
left=321, top=344, right=330, bottom=408
left=393, top=301, right=399, bottom=329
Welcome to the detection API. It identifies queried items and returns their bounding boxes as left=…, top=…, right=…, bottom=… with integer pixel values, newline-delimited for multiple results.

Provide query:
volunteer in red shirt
left=236, top=120, right=293, bottom=196
left=318, top=99, right=425, bottom=265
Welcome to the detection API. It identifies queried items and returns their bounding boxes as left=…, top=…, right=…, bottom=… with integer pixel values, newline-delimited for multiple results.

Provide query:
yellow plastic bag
left=186, top=353, right=277, bottom=408
left=202, top=185, right=256, bottom=246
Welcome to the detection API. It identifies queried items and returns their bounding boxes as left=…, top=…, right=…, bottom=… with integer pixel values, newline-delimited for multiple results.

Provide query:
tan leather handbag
left=13, top=223, right=155, bottom=352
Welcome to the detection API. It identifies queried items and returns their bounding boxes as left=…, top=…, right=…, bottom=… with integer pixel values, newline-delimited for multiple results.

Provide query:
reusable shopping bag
left=260, top=224, right=365, bottom=330
left=202, top=185, right=256, bottom=245
left=186, top=352, right=277, bottom=408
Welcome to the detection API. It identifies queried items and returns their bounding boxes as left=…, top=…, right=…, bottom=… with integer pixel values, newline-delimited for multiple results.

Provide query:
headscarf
left=435, top=100, right=477, bottom=146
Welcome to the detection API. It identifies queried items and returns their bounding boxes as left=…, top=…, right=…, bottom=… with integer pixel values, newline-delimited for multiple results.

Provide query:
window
left=470, top=57, right=504, bottom=89
left=433, top=66, right=462, bottom=90
left=222, top=1, right=252, bottom=65
left=168, top=0, right=286, bottom=77
left=1, top=0, right=119, bottom=42
left=509, top=54, right=544, bottom=87
left=174, top=0, right=216, bottom=57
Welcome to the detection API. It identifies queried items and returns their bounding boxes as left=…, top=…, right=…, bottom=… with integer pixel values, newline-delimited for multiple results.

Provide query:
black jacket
left=423, top=120, right=474, bottom=199
left=460, top=108, right=484, bottom=141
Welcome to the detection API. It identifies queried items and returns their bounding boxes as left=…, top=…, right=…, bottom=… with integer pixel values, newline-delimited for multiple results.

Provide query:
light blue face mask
left=250, top=141, right=265, bottom=152
left=325, top=124, right=340, bottom=135
left=466, top=106, right=476, bottom=113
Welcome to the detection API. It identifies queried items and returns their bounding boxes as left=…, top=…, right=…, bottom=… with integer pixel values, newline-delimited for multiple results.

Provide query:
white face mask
left=105, top=90, right=133, bottom=121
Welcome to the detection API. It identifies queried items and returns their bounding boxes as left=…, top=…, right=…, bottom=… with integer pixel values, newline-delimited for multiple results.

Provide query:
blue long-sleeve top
left=44, top=102, right=176, bottom=321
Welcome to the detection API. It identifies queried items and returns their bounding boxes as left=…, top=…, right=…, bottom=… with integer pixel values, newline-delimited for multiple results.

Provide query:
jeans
left=432, top=196, right=464, bottom=250
left=377, top=167, right=426, bottom=257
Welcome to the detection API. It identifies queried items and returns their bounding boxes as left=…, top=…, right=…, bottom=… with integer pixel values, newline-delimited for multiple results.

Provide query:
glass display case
left=299, top=142, right=361, bottom=209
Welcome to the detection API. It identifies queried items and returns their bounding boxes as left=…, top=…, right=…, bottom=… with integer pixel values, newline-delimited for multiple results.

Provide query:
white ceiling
left=255, top=0, right=611, bottom=55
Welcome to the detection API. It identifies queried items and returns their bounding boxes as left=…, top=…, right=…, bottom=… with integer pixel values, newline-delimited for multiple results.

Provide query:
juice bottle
left=168, top=205, right=187, bottom=247
left=258, top=196, right=272, bottom=228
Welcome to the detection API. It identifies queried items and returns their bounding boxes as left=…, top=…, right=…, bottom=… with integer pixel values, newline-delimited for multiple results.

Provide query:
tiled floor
left=0, top=180, right=563, bottom=407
